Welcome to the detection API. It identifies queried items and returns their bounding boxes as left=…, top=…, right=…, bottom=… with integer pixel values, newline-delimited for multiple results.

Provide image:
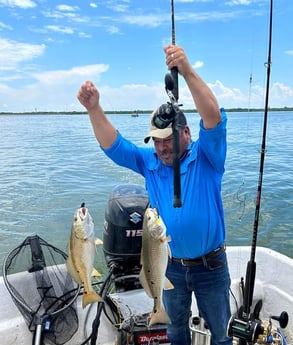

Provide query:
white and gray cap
left=144, top=108, right=187, bottom=144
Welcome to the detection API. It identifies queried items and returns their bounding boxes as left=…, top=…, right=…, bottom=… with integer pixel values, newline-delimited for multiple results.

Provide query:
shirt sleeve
left=101, top=131, right=152, bottom=176
left=198, top=108, right=227, bottom=173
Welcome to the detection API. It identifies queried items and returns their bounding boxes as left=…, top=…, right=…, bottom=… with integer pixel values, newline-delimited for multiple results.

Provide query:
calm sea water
left=0, top=111, right=292, bottom=273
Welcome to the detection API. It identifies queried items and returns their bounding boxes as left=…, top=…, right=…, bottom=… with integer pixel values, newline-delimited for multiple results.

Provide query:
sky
left=0, top=0, right=292, bottom=113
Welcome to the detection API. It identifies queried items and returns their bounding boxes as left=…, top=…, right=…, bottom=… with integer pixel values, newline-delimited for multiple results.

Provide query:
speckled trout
left=66, top=204, right=103, bottom=308
left=139, top=207, right=174, bottom=326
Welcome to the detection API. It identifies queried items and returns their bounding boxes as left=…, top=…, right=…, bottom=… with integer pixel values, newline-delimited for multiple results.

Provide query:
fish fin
left=149, top=307, right=171, bottom=327
left=95, top=238, right=103, bottom=246
left=160, top=235, right=171, bottom=244
left=82, top=290, right=103, bottom=309
left=91, top=267, right=102, bottom=277
left=167, top=242, right=172, bottom=259
left=66, top=256, right=82, bottom=285
left=66, top=240, right=71, bottom=256
left=140, top=247, right=144, bottom=265
left=94, top=238, right=103, bottom=254
left=164, top=277, right=174, bottom=290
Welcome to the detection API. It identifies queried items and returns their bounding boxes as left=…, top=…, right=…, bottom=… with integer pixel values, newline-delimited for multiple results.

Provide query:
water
left=0, top=111, right=292, bottom=273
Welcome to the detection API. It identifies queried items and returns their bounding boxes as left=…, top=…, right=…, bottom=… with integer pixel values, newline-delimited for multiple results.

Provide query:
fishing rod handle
left=172, top=120, right=182, bottom=208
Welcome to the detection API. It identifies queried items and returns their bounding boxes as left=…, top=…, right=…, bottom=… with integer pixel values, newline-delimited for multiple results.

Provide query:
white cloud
left=210, top=80, right=257, bottom=108
left=45, top=25, right=74, bottom=34
left=1, top=75, right=293, bottom=113
left=42, top=9, right=79, bottom=20
left=78, top=32, right=92, bottom=38
left=33, top=64, right=109, bottom=85
left=98, top=83, right=166, bottom=111
left=270, top=82, right=293, bottom=107
left=107, top=25, right=121, bottom=34
left=0, top=38, right=45, bottom=71
left=225, top=0, right=251, bottom=5
left=56, top=5, right=79, bottom=12
left=108, top=4, right=129, bottom=13
left=121, top=14, right=164, bottom=27
left=192, top=61, right=204, bottom=69
left=0, top=21, right=12, bottom=30
left=0, top=0, right=36, bottom=8
left=0, top=64, right=110, bottom=112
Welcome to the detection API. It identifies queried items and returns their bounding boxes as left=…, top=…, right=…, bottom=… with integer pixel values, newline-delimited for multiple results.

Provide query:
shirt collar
left=148, top=141, right=198, bottom=171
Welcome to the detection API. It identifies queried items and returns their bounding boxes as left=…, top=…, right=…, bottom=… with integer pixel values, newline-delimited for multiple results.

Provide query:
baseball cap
left=144, top=106, right=187, bottom=144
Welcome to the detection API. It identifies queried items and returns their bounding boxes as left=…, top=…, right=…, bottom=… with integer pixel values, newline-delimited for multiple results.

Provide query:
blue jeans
left=163, top=251, right=232, bottom=345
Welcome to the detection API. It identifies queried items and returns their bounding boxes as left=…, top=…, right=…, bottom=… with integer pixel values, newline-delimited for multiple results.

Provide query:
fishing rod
left=241, top=0, right=273, bottom=320
left=227, top=0, right=288, bottom=342
left=168, top=0, right=182, bottom=208
left=86, top=264, right=115, bottom=345
left=152, top=0, right=182, bottom=208
left=170, top=0, right=178, bottom=101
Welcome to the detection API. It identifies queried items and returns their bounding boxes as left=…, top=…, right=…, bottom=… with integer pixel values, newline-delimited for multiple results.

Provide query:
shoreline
left=1, top=107, right=293, bottom=115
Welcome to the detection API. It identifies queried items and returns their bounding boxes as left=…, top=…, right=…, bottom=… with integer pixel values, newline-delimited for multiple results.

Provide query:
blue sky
left=0, top=0, right=292, bottom=113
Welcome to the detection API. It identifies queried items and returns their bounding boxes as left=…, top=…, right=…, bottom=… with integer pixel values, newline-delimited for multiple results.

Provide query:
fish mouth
left=77, top=205, right=88, bottom=221
left=79, top=202, right=87, bottom=217
left=73, top=205, right=94, bottom=239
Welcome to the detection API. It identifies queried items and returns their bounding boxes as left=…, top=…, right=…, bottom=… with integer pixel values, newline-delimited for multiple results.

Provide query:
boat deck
left=0, top=246, right=292, bottom=345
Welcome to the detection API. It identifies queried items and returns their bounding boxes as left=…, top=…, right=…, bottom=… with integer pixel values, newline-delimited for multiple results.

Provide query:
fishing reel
left=152, top=102, right=176, bottom=129
left=227, top=310, right=289, bottom=344
left=152, top=72, right=183, bottom=130
left=227, top=315, right=263, bottom=343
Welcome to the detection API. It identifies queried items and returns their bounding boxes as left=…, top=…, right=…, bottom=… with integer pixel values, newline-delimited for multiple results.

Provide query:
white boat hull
left=0, top=246, right=292, bottom=345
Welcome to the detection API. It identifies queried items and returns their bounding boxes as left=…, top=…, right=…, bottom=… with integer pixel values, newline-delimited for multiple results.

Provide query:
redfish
left=139, top=207, right=173, bottom=326
left=66, top=204, right=103, bottom=308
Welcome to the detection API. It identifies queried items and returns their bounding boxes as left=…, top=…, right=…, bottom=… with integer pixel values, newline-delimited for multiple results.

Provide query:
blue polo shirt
left=103, top=109, right=227, bottom=259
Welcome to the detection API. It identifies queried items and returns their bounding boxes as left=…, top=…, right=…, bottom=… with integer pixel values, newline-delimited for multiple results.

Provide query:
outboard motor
left=103, top=185, right=170, bottom=344
left=103, top=184, right=149, bottom=291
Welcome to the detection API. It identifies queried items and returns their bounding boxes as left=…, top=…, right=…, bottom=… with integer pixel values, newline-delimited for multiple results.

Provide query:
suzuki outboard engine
left=103, top=184, right=149, bottom=291
left=103, top=185, right=170, bottom=344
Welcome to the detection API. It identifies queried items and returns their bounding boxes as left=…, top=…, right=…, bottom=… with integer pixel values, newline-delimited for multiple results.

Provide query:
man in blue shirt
left=77, top=45, right=232, bottom=345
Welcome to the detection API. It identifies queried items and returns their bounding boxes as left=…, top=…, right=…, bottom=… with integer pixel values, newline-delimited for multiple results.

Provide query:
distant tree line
left=1, top=106, right=293, bottom=115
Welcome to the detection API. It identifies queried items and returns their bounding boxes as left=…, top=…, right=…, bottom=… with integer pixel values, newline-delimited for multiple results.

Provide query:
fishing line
left=235, top=180, right=246, bottom=221
left=234, top=12, right=262, bottom=222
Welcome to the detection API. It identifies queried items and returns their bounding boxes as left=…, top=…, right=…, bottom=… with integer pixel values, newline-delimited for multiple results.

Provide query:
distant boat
left=131, top=110, right=139, bottom=117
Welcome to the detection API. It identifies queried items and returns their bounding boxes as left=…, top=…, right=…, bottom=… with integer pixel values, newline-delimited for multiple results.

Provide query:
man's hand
left=164, top=45, right=193, bottom=78
left=77, top=80, right=100, bottom=112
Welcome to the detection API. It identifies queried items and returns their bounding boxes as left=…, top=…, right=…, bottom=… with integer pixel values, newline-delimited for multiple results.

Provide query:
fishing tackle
left=152, top=0, right=183, bottom=208
left=227, top=0, right=289, bottom=343
left=227, top=311, right=288, bottom=344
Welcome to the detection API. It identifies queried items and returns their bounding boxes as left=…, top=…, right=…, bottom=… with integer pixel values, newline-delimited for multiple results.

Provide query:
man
left=77, top=45, right=232, bottom=345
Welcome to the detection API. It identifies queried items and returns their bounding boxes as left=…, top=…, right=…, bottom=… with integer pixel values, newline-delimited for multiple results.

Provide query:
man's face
left=153, top=126, right=191, bottom=165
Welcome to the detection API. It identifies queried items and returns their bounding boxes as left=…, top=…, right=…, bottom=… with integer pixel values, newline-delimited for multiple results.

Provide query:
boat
left=0, top=184, right=292, bottom=345
left=131, top=111, right=139, bottom=117
left=0, top=241, right=292, bottom=345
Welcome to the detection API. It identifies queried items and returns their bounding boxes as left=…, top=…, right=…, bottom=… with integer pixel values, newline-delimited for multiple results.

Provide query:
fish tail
left=82, top=290, right=103, bottom=308
left=149, top=307, right=171, bottom=327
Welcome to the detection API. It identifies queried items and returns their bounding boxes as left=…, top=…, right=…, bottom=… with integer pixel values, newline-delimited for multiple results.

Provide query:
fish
left=66, top=204, right=103, bottom=308
left=139, top=207, right=174, bottom=327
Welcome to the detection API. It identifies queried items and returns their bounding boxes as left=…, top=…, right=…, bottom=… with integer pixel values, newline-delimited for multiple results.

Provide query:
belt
left=170, top=245, right=225, bottom=267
